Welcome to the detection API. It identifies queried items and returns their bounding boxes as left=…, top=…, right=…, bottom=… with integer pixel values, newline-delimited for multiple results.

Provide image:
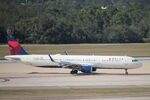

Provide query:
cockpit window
left=132, top=59, right=138, bottom=62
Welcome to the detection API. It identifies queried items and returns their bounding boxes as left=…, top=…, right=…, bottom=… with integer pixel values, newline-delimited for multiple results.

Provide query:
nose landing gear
left=125, top=69, right=128, bottom=75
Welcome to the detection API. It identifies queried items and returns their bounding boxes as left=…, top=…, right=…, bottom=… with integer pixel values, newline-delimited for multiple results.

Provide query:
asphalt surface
left=0, top=57, right=150, bottom=100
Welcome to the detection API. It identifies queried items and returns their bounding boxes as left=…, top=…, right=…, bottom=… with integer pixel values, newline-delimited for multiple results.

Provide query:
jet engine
left=81, top=66, right=96, bottom=73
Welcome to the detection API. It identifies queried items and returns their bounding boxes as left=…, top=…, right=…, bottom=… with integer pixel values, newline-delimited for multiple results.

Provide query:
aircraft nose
left=135, top=62, right=143, bottom=68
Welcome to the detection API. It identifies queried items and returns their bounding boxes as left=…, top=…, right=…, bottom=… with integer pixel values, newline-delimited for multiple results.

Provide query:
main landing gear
left=125, top=69, right=128, bottom=75
left=70, top=70, right=78, bottom=74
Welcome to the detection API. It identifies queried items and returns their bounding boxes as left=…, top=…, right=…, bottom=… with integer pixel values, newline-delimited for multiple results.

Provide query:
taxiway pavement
left=0, top=58, right=150, bottom=100
left=0, top=58, right=150, bottom=89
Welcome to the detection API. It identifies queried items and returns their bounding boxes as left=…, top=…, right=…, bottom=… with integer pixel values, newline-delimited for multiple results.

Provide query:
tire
left=70, top=70, right=78, bottom=74
left=70, top=71, right=74, bottom=74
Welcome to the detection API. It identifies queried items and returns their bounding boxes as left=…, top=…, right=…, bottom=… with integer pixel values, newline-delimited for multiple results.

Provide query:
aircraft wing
left=49, top=55, right=90, bottom=69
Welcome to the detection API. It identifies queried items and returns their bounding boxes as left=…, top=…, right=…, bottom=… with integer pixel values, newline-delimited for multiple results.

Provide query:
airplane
left=4, top=35, right=142, bottom=75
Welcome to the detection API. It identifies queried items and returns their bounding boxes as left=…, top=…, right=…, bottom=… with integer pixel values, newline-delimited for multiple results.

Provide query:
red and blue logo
left=7, top=35, right=28, bottom=55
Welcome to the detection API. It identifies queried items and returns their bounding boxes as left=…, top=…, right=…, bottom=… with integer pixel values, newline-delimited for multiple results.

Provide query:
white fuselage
left=5, top=54, right=142, bottom=69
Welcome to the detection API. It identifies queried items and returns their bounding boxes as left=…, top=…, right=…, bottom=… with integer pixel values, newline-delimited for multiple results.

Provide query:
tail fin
left=7, top=35, right=28, bottom=55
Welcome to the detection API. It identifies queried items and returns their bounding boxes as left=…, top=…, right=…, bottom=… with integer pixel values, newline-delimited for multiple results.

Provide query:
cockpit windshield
left=132, top=59, right=138, bottom=62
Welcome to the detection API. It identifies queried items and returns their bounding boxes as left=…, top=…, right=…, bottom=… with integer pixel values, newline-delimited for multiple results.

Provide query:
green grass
left=0, top=88, right=150, bottom=99
left=1, top=43, right=150, bottom=59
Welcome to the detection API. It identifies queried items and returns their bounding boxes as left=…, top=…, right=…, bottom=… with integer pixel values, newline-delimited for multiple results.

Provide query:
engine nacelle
left=81, top=66, right=93, bottom=73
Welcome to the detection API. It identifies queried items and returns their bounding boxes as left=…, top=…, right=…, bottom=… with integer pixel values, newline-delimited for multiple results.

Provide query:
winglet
left=64, top=51, right=68, bottom=55
left=49, top=55, right=55, bottom=62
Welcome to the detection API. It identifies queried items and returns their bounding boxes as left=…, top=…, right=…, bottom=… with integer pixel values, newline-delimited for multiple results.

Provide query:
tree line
left=0, top=0, right=150, bottom=44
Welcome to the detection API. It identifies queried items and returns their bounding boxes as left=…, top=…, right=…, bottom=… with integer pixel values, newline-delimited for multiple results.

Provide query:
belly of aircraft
left=94, top=63, right=125, bottom=69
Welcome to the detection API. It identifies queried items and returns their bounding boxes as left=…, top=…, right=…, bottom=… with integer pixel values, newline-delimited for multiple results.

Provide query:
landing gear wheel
left=70, top=71, right=74, bottom=74
left=70, top=70, right=78, bottom=74
left=125, top=69, right=128, bottom=75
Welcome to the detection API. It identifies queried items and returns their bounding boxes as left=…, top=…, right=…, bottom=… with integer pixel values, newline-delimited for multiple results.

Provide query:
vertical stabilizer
left=7, top=35, right=28, bottom=55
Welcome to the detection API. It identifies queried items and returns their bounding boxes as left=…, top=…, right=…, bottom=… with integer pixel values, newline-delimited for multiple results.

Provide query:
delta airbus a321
left=5, top=35, right=142, bottom=75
